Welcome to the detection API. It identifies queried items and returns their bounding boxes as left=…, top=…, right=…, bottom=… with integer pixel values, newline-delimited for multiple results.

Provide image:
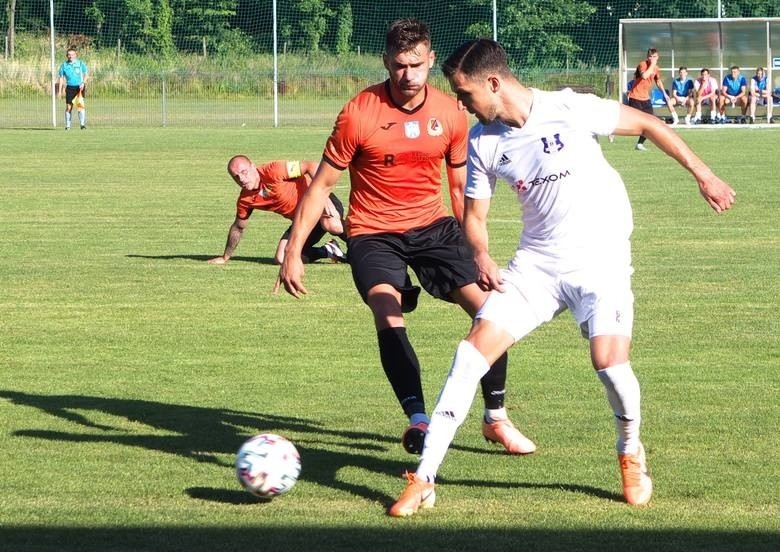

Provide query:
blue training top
left=58, top=59, right=88, bottom=87
left=752, top=74, right=767, bottom=93
left=722, top=74, right=747, bottom=96
left=672, top=77, right=694, bottom=97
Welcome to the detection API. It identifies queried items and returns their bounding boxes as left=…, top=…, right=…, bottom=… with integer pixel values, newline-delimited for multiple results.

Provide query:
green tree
left=281, top=0, right=333, bottom=53
left=5, top=0, right=16, bottom=59
left=170, top=0, right=238, bottom=54
left=86, top=0, right=173, bottom=57
left=334, top=0, right=353, bottom=56
left=467, top=0, right=596, bottom=69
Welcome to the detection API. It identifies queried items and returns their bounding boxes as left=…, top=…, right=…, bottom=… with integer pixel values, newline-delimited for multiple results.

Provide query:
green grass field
left=0, top=126, right=778, bottom=551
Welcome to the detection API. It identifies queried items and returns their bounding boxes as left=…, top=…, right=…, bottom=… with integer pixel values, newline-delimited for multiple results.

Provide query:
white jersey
left=466, top=88, right=632, bottom=268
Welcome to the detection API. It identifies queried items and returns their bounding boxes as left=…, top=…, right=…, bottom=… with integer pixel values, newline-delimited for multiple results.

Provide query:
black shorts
left=65, top=85, right=84, bottom=105
left=347, top=216, right=477, bottom=313
left=627, top=97, right=654, bottom=116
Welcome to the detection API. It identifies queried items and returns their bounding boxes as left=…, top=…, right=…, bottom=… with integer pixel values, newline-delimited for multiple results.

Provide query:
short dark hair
left=678, top=66, right=688, bottom=71
left=385, top=18, right=430, bottom=56
left=442, top=38, right=512, bottom=80
left=730, top=65, right=740, bottom=71
left=647, top=48, right=658, bottom=56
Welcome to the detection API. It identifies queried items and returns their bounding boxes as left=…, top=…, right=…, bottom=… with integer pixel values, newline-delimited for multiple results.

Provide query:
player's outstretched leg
left=387, top=471, right=435, bottom=517
left=597, top=362, right=652, bottom=505
left=618, top=441, right=652, bottom=506
left=377, top=327, right=428, bottom=454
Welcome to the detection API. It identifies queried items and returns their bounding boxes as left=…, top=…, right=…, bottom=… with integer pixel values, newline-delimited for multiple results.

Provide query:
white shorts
left=476, top=249, right=634, bottom=342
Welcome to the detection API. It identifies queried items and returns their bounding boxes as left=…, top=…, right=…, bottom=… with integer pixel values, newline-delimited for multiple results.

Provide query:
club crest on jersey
left=426, top=118, right=443, bottom=137
left=404, top=121, right=420, bottom=139
left=541, top=134, right=564, bottom=154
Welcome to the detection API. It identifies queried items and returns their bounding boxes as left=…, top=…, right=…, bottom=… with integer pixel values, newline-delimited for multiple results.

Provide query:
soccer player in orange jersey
left=627, top=48, right=675, bottom=150
left=208, top=155, right=346, bottom=265
left=277, top=19, right=535, bottom=457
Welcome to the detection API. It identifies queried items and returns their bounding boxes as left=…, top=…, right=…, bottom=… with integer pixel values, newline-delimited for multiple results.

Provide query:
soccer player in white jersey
left=389, top=38, right=736, bottom=517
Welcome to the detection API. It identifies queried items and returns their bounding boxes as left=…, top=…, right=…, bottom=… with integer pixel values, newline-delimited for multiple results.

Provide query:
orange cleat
left=388, top=471, right=436, bottom=517
left=482, top=418, right=536, bottom=455
left=618, top=441, right=653, bottom=506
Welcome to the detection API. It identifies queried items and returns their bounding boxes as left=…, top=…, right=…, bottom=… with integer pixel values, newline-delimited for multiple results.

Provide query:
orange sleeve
left=323, top=100, right=361, bottom=170
left=257, top=160, right=293, bottom=182
left=447, top=109, right=468, bottom=168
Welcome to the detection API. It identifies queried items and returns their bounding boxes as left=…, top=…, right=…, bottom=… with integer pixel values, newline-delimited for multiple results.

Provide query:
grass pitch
left=0, top=126, right=777, bottom=551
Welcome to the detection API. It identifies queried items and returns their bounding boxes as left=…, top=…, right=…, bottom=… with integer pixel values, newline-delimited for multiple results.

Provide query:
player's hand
left=698, top=174, right=736, bottom=213
left=207, top=256, right=228, bottom=264
left=474, top=251, right=504, bottom=293
left=276, top=254, right=307, bottom=297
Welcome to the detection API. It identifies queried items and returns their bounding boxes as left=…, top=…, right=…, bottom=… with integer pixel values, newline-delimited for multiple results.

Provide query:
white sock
left=78, top=110, right=85, bottom=126
left=485, top=407, right=508, bottom=423
left=596, top=362, right=641, bottom=454
left=65, top=112, right=72, bottom=127
left=416, top=341, right=489, bottom=481
left=695, top=111, right=701, bottom=119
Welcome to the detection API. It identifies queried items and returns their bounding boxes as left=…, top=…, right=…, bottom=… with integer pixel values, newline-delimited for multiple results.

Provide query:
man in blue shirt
left=717, top=65, right=748, bottom=123
left=749, top=66, right=774, bottom=124
left=669, top=66, right=695, bottom=124
left=57, top=47, right=88, bottom=130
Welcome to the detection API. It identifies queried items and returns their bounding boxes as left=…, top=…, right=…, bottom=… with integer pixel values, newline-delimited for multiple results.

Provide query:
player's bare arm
left=463, top=197, right=504, bottom=292
left=299, top=160, right=319, bottom=180
left=208, top=216, right=248, bottom=264
left=613, top=105, right=736, bottom=213
left=446, top=164, right=467, bottom=223
left=277, top=161, right=341, bottom=297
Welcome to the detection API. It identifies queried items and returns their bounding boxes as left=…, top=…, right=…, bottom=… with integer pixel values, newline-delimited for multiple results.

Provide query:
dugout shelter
left=619, top=18, right=780, bottom=113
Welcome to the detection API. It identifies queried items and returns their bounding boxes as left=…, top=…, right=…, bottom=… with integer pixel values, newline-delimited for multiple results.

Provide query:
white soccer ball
left=235, top=433, right=301, bottom=499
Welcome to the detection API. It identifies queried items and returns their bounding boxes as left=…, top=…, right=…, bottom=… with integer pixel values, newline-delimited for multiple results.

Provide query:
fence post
left=162, top=72, right=167, bottom=127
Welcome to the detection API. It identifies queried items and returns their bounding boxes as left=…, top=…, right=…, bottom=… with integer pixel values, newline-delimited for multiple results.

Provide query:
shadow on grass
left=126, top=253, right=277, bottom=264
left=0, top=526, right=777, bottom=552
left=1, top=391, right=621, bottom=508
left=0, top=390, right=408, bottom=505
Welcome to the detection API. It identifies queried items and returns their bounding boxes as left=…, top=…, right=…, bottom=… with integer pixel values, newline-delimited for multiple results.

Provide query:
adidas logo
left=498, top=153, right=511, bottom=166
left=434, top=410, right=456, bottom=421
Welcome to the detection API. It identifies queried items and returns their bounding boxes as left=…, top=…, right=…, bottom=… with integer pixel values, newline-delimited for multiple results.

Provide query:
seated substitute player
left=749, top=67, right=774, bottom=124
left=277, top=19, right=535, bottom=457
left=718, top=66, right=748, bottom=123
left=670, top=66, right=695, bottom=124
left=208, top=156, right=346, bottom=265
left=692, top=68, right=719, bottom=124
left=389, top=38, right=736, bottom=517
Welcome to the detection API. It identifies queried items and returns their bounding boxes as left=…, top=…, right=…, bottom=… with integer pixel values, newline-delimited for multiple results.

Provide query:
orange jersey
left=236, top=161, right=308, bottom=220
left=323, top=81, right=468, bottom=237
left=628, top=61, right=659, bottom=101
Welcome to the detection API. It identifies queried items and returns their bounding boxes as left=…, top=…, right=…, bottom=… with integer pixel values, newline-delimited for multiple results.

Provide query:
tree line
left=4, top=0, right=779, bottom=68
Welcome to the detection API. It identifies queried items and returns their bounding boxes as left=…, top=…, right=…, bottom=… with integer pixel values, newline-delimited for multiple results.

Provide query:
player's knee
left=324, top=218, right=344, bottom=235
left=590, top=349, right=629, bottom=371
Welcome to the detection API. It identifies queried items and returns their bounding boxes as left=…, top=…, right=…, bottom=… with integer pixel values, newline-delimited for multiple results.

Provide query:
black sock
left=377, top=327, right=424, bottom=417
left=303, top=245, right=328, bottom=262
left=480, top=352, right=507, bottom=410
